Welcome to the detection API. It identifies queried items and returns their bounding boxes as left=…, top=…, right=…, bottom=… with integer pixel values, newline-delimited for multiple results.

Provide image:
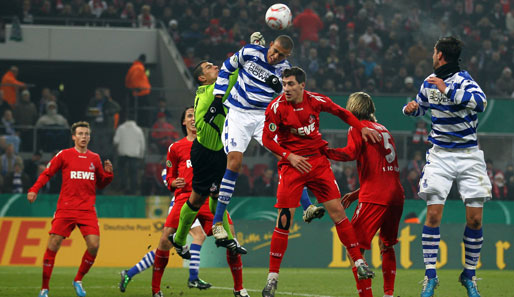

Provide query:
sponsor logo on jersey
left=428, top=88, right=451, bottom=103
left=269, top=123, right=277, bottom=132
left=186, top=160, right=192, bottom=168
left=247, top=61, right=268, bottom=81
left=291, top=122, right=316, bottom=136
left=70, top=171, right=95, bottom=180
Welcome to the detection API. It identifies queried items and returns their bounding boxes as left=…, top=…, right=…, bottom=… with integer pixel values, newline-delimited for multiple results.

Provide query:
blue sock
left=462, top=226, right=483, bottom=279
left=299, top=187, right=312, bottom=211
left=422, top=225, right=440, bottom=279
left=189, top=243, right=202, bottom=281
left=127, top=250, right=155, bottom=278
left=213, top=169, right=238, bottom=224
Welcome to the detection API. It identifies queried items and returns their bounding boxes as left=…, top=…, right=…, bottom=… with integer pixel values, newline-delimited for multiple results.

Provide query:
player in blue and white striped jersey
left=403, top=36, right=491, bottom=297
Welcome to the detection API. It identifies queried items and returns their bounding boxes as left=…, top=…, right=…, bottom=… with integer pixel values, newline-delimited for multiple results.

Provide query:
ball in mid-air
left=265, top=3, right=292, bottom=30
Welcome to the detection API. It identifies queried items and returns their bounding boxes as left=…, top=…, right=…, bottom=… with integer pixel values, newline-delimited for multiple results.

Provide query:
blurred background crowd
left=1, top=0, right=513, bottom=200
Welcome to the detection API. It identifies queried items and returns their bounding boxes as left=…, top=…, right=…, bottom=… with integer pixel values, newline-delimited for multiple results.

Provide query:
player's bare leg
left=72, top=234, right=99, bottom=297
left=39, top=234, right=65, bottom=297
left=323, top=199, right=374, bottom=280
left=263, top=207, right=297, bottom=297
left=151, top=227, right=175, bottom=296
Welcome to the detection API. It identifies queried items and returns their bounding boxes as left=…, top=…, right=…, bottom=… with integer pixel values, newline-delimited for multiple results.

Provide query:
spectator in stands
left=120, top=2, right=137, bottom=27
left=89, top=0, right=107, bottom=18
left=100, top=4, right=120, bottom=24
left=0, top=90, right=12, bottom=120
left=401, top=76, right=418, bottom=94
left=402, top=169, right=420, bottom=200
left=408, top=150, right=425, bottom=176
left=0, top=143, right=23, bottom=177
left=411, top=119, right=430, bottom=153
left=168, top=19, right=180, bottom=44
left=35, top=101, right=69, bottom=152
left=86, top=87, right=121, bottom=160
left=113, top=114, right=145, bottom=195
left=359, top=26, right=383, bottom=53
left=150, top=112, right=179, bottom=154
left=507, top=175, right=514, bottom=201
left=496, top=67, right=514, bottom=96
left=24, top=150, right=43, bottom=183
left=0, top=109, right=21, bottom=153
left=125, top=54, right=151, bottom=126
left=77, top=3, right=96, bottom=26
left=233, top=165, right=251, bottom=197
left=293, top=4, right=323, bottom=43
left=252, top=169, right=276, bottom=197
left=21, top=0, right=34, bottom=24
left=138, top=4, right=155, bottom=28
left=2, top=162, right=30, bottom=193
left=153, top=98, right=172, bottom=122
left=1, top=66, right=26, bottom=107
left=493, top=171, right=508, bottom=199
left=13, top=89, right=38, bottom=151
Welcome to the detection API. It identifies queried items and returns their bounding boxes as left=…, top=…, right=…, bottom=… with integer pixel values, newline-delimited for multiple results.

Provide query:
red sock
left=226, top=250, right=243, bottom=291
left=335, top=218, right=362, bottom=262
left=74, top=250, right=96, bottom=282
left=268, top=227, right=289, bottom=274
left=42, top=248, right=57, bottom=290
left=381, top=248, right=396, bottom=295
left=352, top=266, right=373, bottom=297
left=151, top=249, right=169, bottom=294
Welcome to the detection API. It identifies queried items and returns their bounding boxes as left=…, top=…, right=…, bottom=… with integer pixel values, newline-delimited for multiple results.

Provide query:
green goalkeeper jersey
left=194, top=70, right=238, bottom=151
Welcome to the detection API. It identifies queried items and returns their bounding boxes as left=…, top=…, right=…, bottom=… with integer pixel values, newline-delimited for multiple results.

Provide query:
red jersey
left=263, top=90, right=364, bottom=159
left=29, top=148, right=113, bottom=211
left=165, top=137, right=193, bottom=197
left=323, top=121, right=405, bottom=206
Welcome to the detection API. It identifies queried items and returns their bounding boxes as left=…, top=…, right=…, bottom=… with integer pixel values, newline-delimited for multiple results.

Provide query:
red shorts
left=276, top=155, right=341, bottom=208
left=351, top=202, right=403, bottom=250
left=50, top=209, right=99, bottom=238
left=165, top=193, right=233, bottom=236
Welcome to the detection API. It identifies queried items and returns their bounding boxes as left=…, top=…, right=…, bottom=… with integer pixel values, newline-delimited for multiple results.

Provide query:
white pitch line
left=211, top=286, right=336, bottom=297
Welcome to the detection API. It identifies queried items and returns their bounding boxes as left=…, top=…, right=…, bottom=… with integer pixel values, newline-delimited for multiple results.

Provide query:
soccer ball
left=265, top=3, right=292, bottom=30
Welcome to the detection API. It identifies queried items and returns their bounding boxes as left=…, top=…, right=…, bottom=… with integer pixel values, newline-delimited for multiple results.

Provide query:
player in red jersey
left=149, top=106, right=249, bottom=297
left=260, top=67, right=381, bottom=297
left=322, top=92, right=405, bottom=297
left=27, top=121, right=113, bottom=297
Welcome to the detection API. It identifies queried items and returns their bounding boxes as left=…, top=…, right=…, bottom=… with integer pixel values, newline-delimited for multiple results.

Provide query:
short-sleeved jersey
left=323, top=121, right=405, bottom=206
left=263, top=91, right=364, bottom=158
left=194, top=71, right=238, bottom=151
left=29, top=148, right=113, bottom=211
left=165, top=137, right=193, bottom=197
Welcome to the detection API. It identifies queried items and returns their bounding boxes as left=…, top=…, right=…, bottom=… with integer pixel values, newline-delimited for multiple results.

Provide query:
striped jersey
left=213, top=44, right=290, bottom=111
left=403, top=70, right=487, bottom=148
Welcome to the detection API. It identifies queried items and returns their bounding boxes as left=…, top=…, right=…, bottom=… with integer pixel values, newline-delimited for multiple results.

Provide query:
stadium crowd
left=1, top=0, right=514, bottom=199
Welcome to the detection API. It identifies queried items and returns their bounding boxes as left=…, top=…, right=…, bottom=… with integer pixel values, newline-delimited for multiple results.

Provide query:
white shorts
left=222, top=108, right=265, bottom=154
left=168, top=196, right=202, bottom=229
left=418, top=145, right=492, bottom=205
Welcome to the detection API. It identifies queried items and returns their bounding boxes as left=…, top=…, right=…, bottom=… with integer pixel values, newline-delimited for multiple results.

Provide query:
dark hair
left=275, top=35, right=294, bottom=51
left=180, top=106, right=194, bottom=136
left=282, top=67, right=306, bottom=84
left=138, top=54, right=146, bottom=63
left=71, top=121, right=90, bottom=135
left=435, top=36, right=462, bottom=64
left=192, top=60, right=209, bottom=85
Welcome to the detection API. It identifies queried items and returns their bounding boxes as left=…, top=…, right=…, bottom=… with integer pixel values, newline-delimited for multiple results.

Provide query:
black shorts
left=191, top=139, right=227, bottom=196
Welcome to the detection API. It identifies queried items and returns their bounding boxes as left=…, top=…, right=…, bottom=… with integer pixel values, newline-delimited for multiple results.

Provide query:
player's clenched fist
left=361, top=127, right=381, bottom=144
left=404, top=101, right=419, bottom=115
left=27, top=192, right=37, bottom=203
left=104, top=159, right=113, bottom=173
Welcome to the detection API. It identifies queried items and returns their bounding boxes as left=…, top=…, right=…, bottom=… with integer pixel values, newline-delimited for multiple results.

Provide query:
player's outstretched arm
left=341, top=189, right=360, bottom=209
left=403, top=101, right=419, bottom=115
left=27, top=192, right=37, bottom=203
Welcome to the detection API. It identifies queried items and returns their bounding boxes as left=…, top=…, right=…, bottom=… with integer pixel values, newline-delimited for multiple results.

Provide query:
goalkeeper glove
left=265, top=74, right=282, bottom=93
left=250, top=32, right=265, bottom=46
left=203, top=95, right=225, bottom=134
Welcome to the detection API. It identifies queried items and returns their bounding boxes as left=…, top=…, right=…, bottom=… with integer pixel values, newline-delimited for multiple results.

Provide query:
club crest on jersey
left=269, top=123, right=277, bottom=132
left=423, top=179, right=428, bottom=188
left=309, top=114, right=316, bottom=123
left=89, top=162, right=95, bottom=170
left=166, top=160, right=172, bottom=167
left=231, top=138, right=237, bottom=147
left=209, top=183, right=218, bottom=192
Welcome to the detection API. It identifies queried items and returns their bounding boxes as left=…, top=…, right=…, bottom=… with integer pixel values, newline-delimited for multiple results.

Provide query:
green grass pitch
left=0, top=267, right=512, bottom=296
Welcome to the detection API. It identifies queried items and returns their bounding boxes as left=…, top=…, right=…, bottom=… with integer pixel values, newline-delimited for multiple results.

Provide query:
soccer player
left=27, top=121, right=113, bottom=297
left=209, top=34, right=324, bottom=240
left=119, top=107, right=213, bottom=293
left=260, top=67, right=380, bottom=297
left=403, top=36, right=491, bottom=297
left=162, top=64, right=249, bottom=297
left=322, top=92, right=405, bottom=297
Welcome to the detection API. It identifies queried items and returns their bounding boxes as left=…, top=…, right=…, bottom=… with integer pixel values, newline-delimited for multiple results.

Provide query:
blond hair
left=346, top=92, right=377, bottom=122
left=71, top=121, right=90, bottom=135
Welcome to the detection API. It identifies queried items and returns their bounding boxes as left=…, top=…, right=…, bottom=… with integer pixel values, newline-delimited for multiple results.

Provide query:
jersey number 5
left=382, top=132, right=396, bottom=163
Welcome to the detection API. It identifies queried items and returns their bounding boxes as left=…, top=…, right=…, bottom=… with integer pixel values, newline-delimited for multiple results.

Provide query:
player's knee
left=277, top=208, right=291, bottom=230
left=88, top=242, right=100, bottom=254
left=425, top=209, right=442, bottom=227
left=467, top=216, right=482, bottom=229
